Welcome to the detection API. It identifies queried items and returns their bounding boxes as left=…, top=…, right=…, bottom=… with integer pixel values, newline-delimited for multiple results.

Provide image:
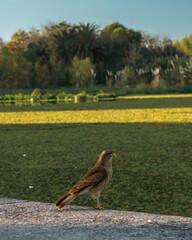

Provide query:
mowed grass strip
left=0, top=108, right=192, bottom=124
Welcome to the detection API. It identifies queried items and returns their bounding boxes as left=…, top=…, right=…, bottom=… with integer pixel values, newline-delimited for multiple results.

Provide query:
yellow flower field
left=0, top=108, right=191, bottom=124
left=118, top=93, right=192, bottom=99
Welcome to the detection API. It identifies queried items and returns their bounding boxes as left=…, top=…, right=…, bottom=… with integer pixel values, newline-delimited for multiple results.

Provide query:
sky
left=0, top=0, right=192, bottom=42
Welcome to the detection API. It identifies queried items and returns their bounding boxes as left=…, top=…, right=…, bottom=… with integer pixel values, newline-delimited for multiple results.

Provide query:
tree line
left=0, top=21, right=192, bottom=89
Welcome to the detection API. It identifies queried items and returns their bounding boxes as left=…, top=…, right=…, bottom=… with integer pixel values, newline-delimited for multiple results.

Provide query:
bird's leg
left=96, top=198, right=100, bottom=209
left=95, top=198, right=105, bottom=210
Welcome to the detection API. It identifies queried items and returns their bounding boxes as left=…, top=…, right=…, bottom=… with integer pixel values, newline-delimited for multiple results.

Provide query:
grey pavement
left=0, top=198, right=191, bottom=240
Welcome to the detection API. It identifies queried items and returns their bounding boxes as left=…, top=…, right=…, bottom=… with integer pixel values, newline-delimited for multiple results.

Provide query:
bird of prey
left=56, top=150, right=115, bottom=210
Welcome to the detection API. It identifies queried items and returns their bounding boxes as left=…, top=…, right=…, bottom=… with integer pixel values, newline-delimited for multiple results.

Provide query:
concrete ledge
left=0, top=198, right=191, bottom=240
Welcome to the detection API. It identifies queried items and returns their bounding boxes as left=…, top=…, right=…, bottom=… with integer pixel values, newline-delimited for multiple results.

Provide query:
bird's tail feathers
left=56, top=192, right=77, bottom=209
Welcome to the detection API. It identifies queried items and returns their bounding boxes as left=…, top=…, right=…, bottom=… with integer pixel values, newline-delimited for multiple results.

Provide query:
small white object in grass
left=23, top=154, right=27, bottom=157
left=29, top=186, right=33, bottom=189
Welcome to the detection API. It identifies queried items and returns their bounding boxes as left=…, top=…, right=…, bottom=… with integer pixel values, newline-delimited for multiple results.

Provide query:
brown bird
left=56, top=150, right=115, bottom=210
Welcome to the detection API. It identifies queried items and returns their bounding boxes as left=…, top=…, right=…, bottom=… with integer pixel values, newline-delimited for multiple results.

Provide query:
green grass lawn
left=0, top=95, right=192, bottom=217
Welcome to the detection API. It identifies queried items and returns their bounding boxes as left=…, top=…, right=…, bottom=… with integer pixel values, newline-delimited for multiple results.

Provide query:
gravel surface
left=0, top=198, right=191, bottom=240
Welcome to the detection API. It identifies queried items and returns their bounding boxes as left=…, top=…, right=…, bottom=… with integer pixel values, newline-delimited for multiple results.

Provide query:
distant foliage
left=0, top=21, right=191, bottom=89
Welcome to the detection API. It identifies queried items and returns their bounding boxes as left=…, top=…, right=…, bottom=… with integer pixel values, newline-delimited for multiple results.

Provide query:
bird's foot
left=56, top=206, right=65, bottom=212
left=95, top=204, right=105, bottom=210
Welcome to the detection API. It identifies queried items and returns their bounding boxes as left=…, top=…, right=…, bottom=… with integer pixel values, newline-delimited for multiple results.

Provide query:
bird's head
left=100, top=150, right=115, bottom=162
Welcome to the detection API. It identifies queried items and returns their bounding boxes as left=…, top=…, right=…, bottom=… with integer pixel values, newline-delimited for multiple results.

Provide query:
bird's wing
left=69, top=166, right=108, bottom=194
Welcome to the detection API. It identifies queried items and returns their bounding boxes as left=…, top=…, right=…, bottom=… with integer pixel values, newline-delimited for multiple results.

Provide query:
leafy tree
left=99, top=22, right=142, bottom=73
left=0, top=48, right=33, bottom=88
left=7, top=29, right=29, bottom=55
left=35, top=60, right=50, bottom=87
left=53, top=60, right=71, bottom=86
left=23, top=43, right=41, bottom=64
left=101, top=22, right=126, bottom=37
left=0, top=37, right=4, bottom=50
left=70, top=56, right=95, bottom=88
left=174, top=34, right=192, bottom=56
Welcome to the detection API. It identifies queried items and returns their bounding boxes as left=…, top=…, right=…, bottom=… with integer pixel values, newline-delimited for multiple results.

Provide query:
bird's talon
left=95, top=204, right=105, bottom=210
left=56, top=206, right=65, bottom=212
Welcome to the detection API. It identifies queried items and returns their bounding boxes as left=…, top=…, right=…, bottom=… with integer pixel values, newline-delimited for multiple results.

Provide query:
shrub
left=23, top=94, right=31, bottom=100
left=4, top=94, right=15, bottom=101
left=14, top=93, right=24, bottom=100
left=70, top=56, right=95, bottom=88
left=41, top=92, right=56, bottom=100
left=118, top=66, right=138, bottom=87
left=31, top=88, right=41, bottom=99
left=57, top=92, right=67, bottom=101
left=180, top=58, right=192, bottom=85
left=75, top=91, right=93, bottom=102
left=65, top=94, right=75, bottom=102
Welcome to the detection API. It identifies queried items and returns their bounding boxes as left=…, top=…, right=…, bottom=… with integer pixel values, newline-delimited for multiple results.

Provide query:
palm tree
left=45, top=22, right=77, bottom=62
left=75, top=22, right=99, bottom=61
